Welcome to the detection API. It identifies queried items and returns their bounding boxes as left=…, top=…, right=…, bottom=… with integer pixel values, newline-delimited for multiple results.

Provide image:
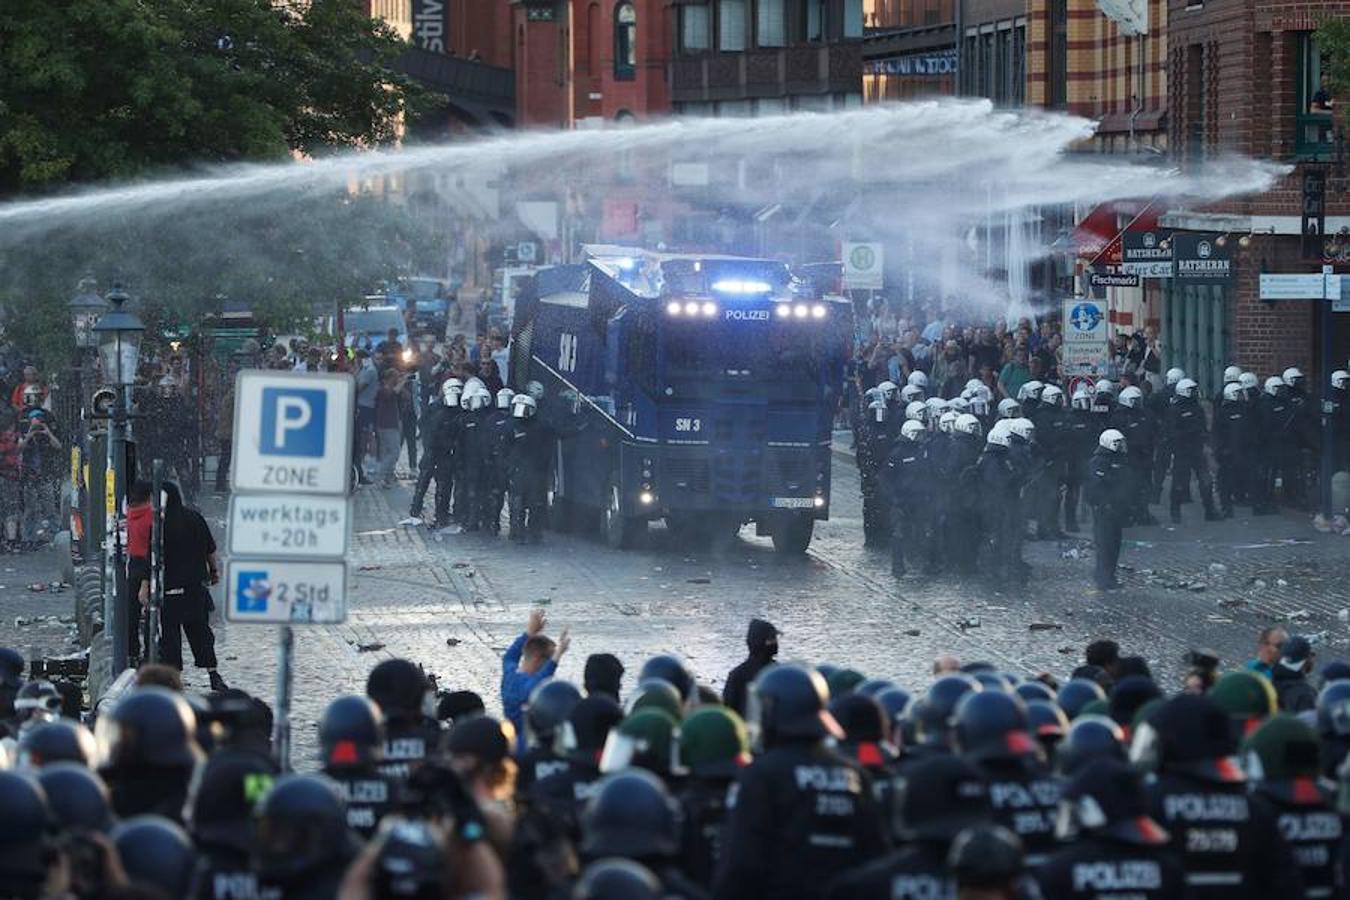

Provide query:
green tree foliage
left=0, top=0, right=437, bottom=193
left=1317, top=18, right=1350, bottom=98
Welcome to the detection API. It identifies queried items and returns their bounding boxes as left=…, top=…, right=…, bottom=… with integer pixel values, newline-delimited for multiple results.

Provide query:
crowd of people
left=851, top=315, right=1350, bottom=588
left=0, top=363, right=64, bottom=552
left=3, top=613, right=1350, bottom=900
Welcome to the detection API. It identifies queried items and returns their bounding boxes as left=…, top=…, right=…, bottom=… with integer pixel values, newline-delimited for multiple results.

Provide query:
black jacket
left=1085, top=448, right=1132, bottom=512
left=1164, top=396, right=1208, bottom=453
left=1271, top=666, right=1318, bottom=713
left=1035, top=834, right=1186, bottom=900
left=723, top=619, right=779, bottom=715
left=825, top=840, right=953, bottom=900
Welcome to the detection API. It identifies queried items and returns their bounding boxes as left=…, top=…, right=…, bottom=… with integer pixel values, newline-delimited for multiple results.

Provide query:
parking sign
left=232, top=372, right=354, bottom=495
left=225, top=560, right=347, bottom=624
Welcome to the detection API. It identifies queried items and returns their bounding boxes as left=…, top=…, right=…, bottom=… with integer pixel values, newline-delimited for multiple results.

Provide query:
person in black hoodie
left=1271, top=636, right=1318, bottom=713
left=721, top=619, right=778, bottom=717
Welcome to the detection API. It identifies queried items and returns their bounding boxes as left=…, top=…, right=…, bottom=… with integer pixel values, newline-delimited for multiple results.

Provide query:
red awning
left=1073, top=200, right=1162, bottom=267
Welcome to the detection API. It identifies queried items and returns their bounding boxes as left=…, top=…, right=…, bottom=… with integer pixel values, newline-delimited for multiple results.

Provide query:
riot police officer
left=1085, top=429, right=1131, bottom=591
left=1062, top=386, right=1098, bottom=532
left=1331, top=370, right=1350, bottom=475
left=952, top=690, right=1060, bottom=867
left=1149, top=368, right=1186, bottom=502
left=1037, top=758, right=1184, bottom=899
left=365, top=659, right=441, bottom=784
left=859, top=394, right=894, bottom=546
left=1213, top=381, right=1254, bottom=517
left=898, top=674, right=980, bottom=771
left=1056, top=715, right=1127, bottom=776
left=405, top=378, right=459, bottom=528
left=517, top=679, right=581, bottom=796
left=111, top=815, right=200, bottom=899
left=483, top=388, right=516, bottom=535
left=977, top=421, right=1026, bottom=583
left=826, top=755, right=993, bottom=899
left=506, top=394, right=553, bottom=544
left=1113, top=387, right=1158, bottom=525
left=582, top=770, right=710, bottom=900
left=318, top=695, right=398, bottom=838
left=530, top=694, right=624, bottom=837
left=1283, top=367, right=1317, bottom=508
left=887, top=419, right=933, bottom=577
left=186, top=749, right=279, bottom=900
left=1164, top=378, right=1219, bottom=523
left=1241, top=714, right=1341, bottom=897
left=1031, top=384, right=1065, bottom=538
left=96, top=686, right=204, bottom=821
left=713, top=664, right=887, bottom=900
left=945, top=414, right=985, bottom=574
left=677, top=705, right=752, bottom=889
left=456, top=388, right=492, bottom=530
left=1256, top=376, right=1296, bottom=513
left=1134, top=694, right=1302, bottom=898
left=254, top=774, right=360, bottom=900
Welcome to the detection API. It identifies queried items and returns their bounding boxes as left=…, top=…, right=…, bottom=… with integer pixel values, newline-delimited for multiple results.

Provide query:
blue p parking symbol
left=260, top=388, right=326, bottom=457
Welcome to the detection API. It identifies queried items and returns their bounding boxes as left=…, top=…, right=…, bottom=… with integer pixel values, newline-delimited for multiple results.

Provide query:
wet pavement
left=182, top=446, right=1350, bottom=770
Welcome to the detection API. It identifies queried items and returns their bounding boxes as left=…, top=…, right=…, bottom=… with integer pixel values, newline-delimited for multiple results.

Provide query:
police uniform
left=976, top=442, right=1025, bottom=582
left=977, top=757, right=1060, bottom=868
left=1212, top=396, right=1253, bottom=516
left=408, top=400, right=456, bottom=526
left=1062, top=405, right=1098, bottom=532
left=1251, top=778, right=1341, bottom=898
left=886, top=438, right=933, bottom=577
left=1256, top=389, right=1295, bottom=512
left=376, top=717, right=442, bottom=783
left=324, top=766, right=398, bottom=838
left=529, top=757, right=604, bottom=840
left=506, top=416, right=557, bottom=543
left=825, top=841, right=953, bottom=900
left=679, top=777, right=735, bottom=889
left=1163, top=394, right=1218, bottom=521
left=859, top=413, right=895, bottom=545
left=1035, top=834, right=1185, bottom=899
left=712, top=743, right=888, bottom=900
left=1085, top=444, right=1131, bottom=590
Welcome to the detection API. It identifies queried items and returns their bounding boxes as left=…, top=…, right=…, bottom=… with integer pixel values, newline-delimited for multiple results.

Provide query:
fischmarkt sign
left=842, top=242, right=884, bottom=290
left=1172, top=233, right=1232, bottom=285
left=1121, top=229, right=1173, bottom=278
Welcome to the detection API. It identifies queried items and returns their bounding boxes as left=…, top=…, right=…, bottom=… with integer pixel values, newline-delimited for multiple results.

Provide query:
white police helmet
left=1165, top=367, right=1186, bottom=386
left=1223, top=365, right=1242, bottom=384
left=1098, top=429, right=1126, bottom=453
left=1264, top=376, right=1286, bottom=396
left=1117, top=386, right=1144, bottom=409
left=905, top=400, right=928, bottom=423
left=987, top=420, right=1013, bottom=447
left=900, top=419, right=927, bottom=442
left=1332, top=370, right=1350, bottom=391
left=997, top=398, right=1021, bottom=419
left=512, top=394, right=538, bottom=419
left=1222, top=382, right=1244, bottom=402
left=1239, top=372, right=1259, bottom=392
left=1071, top=386, right=1092, bottom=410
left=1008, top=417, right=1036, bottom=444
left=900, top=384, right=925, bottom=405
left=1040, top=385, right=1064, bottom=407
left=1282, top=367, right=1304, bottom=387
left=938, top=410, right=959, bottom=434
left=877, top=381, right=899, bottom=403
left=954, top=414, right=983, bottom=438
left=1175, top=378, right=1198, bottom=399
left=907, top=371, right=929, bottom=389
left=869, top=398, right=888, bottom=423
left=496, top=388, right=515, bottom=410
left=1017, top=380, right=1044, bottom=403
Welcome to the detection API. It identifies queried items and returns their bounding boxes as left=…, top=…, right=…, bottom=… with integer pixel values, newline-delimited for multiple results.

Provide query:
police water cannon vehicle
left=510, top=245, right=852, bottom=553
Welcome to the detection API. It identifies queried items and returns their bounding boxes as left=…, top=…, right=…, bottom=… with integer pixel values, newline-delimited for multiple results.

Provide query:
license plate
left=771, top=497, right=815, bottom=509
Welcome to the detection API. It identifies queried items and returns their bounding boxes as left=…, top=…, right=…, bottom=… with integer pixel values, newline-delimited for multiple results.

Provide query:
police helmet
left=459, top=390, right=474, bottom=410
left=947, top=824, right=1025, bottom=888
left=1210, top=671, right=1277, bottom=738
left=112, top=815, right=199, bottom=897
left=96, top=686, right=203, bottom=771
left=1332, top=370, right=1349, bottom=391
left=0, top=771, right=54, bottom=887
left=16, top=719, right=97, bottom=769
left=441, top=380, right=462, bottom=407
left=1108, top=676, right=1162, bottom=731
left=37, top=762, right=113, bottom=833
left=637, top=655, right=696, bottom=704
left=0, top=646, right=23, bottom=687
left=891, top=755, right=992, bottom=842
left=1016, top=380, right=1044, bottom=403
left=996, top=398, right=1021, bottom=419
left=826, top=667, right=866, bottom=698
left=1026, top=700, right=1070, bottom=745
left=1242, top=713, right=1322, bottom=799
left=1165, top=367, right=1186, bottom=386
left=900, top=419, right=927, bottom=443
left=904, top=400, right=928, bottom=424
left=678, top=706, right=751, bottom=778
left=512, top=394, right=538, bottom=419
left=1239, top=371, right=1259, bottom=392
left=1222, top=382, right=1244, bottom=402
left=1283, top=366, right=1305, bottom=387
left=900, top=384, right=925, bottom=405
left=14, top=680, right=61, bottom=724
left=924, top=397, right=947, bottom=421
left=971, top=671, right=1013, bottom=694
left=525, top=380, right=546, bottom=401
left=1014, top=681, right=1056, bottom=705
left=1007, top=417, right=1035, bottom=444
left=1097, top=428, right=1125, bottom=453
left=372, top=817, right=449, bottom=899
left=1315, top=681, right=1350, bottom=777
left=366, top=659, right=431, bottom=720
left=526, top=679, right=582, bottom=747
left=254, top=774, right=357, bottom=882
left=1056, top=678, right=1107, bottom=719
left=1056, top=715, right=1126, bottom=776
left=830, top=692, right=889, bottom=747
left=953, top=691, right=1038, bottom=762
left=496, top=388, right=515, bottom=410
left=875, top=687, right=914, bottom=733
left=187, top=751, right=278, bottom=853
left=965, top=377, right=984, bottom=393
left=1071, top=385, right=1092, bottom=410
left=907, top=371, right=929, bottom=389
left=598, top=709, right=679, bottom=776
left=572, top=858, right=663, bottom=900
left=868, top=398, right=888, bottom=423
left=1223, top=365, right=1242, bottom=384
left=914, top=674, right=981, bottom=746
left=557, top=695, right=625, bottom=760
left=1130, top=695, right=1243, bottom=782
left=625, top=678, right=684, bottom=721
left=1175, top=378, right=1198, bottom=399
left=876, top=381, right=899, bottom=403
left=949, top=396, right=971, bottom=415
left=580, top=769, right=682, bottom=859
left=319, top=695, right=385, bottom=770
left=1094, top=378, right=1116, bottom=398
left=986, top=419, right=1013, bottom=448
left=953, top=414, right=982, bottom=438
left=1056, top=759, right=1169, bottom=846
left=746, top=664, right=842, bottom=748
left=1264, top=375, right=1287, bottom=397
left=1117, top=385, right=1143, bottom=409
left=1039, top=384, right=1064, bottom=407
left=857, top=679, right=896, bottom=698
left=468, top=390, right=490, bottom=412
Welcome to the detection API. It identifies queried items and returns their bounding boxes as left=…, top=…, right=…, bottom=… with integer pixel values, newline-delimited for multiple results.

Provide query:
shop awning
left=1072, top=200, right=1162, bottom=267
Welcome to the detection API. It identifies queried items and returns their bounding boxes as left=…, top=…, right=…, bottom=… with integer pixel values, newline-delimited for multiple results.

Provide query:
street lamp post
left=68, top=280, right=108, bottom=561
left=92, top=287, right=144, bottom=674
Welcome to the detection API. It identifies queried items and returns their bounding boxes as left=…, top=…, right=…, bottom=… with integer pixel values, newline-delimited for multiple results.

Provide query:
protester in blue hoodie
left=501, top=608, right=570, bottom=748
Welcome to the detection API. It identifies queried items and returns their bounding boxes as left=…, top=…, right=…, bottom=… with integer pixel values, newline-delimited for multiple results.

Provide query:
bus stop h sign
left=231, top=371, right=355, bottom=495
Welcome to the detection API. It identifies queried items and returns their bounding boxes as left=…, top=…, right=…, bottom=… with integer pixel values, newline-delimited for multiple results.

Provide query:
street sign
left=1260, top=273, right=1330, bottom=300
left=228, top=494, right=350, bottom=559
left=225, top=560, right=347, bottom=624
left=842, top=242, right=884, bottom=290
left=231, top=371, right=355, bottom=495
left=1062, top=298, right=1108, bottom=375
left=1338, top=274, right=1350, bottom=313
left=1089, top=270, right=1140, bottom=288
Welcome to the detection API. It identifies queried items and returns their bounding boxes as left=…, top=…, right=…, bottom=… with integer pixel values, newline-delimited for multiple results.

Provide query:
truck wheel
left=771, top=513, right=814, bottom=554
left=602, top=480, right=642, bottom=549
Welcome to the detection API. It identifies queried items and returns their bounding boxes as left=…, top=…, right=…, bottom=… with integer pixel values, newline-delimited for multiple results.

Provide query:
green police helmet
left=678, top=706, right=751, bottom=779
left=599, top=709, right=681, bottom=777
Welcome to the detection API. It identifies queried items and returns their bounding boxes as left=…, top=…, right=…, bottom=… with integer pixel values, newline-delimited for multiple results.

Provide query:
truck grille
left=665, top=457, right=710, bottom=493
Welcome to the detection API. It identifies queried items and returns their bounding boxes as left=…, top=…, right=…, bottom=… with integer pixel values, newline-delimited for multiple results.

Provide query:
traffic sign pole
left=273, top=625, right=294, bottom=772
left=1321, top=266, right=1335, bottom=521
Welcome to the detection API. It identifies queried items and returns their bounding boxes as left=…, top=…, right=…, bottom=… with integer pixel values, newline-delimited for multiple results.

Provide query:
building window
left=1185, top=43, right=1204, bottom=162
left=803, top=0, right=825, bottom=41
left=1048, top=0, right=1067, bottom=107
left=1296, top=33, right=1335, bottom=160
left=615, top=2, right=636, bottom=80
left=758, top=0, right=786, bottom=47
left=843, top=0, right=863, bottom=37
left=682, top=5, right=710, bottom=52
left=719, top=0, right=747, bottom=51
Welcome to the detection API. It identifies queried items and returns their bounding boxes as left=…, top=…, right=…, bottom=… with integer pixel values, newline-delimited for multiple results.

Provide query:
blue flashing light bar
left=711, top=279, right=772, bottom=295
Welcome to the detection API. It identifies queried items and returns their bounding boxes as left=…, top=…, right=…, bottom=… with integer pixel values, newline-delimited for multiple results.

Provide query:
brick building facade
left=1161, top=0, right=1348, bottom=388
